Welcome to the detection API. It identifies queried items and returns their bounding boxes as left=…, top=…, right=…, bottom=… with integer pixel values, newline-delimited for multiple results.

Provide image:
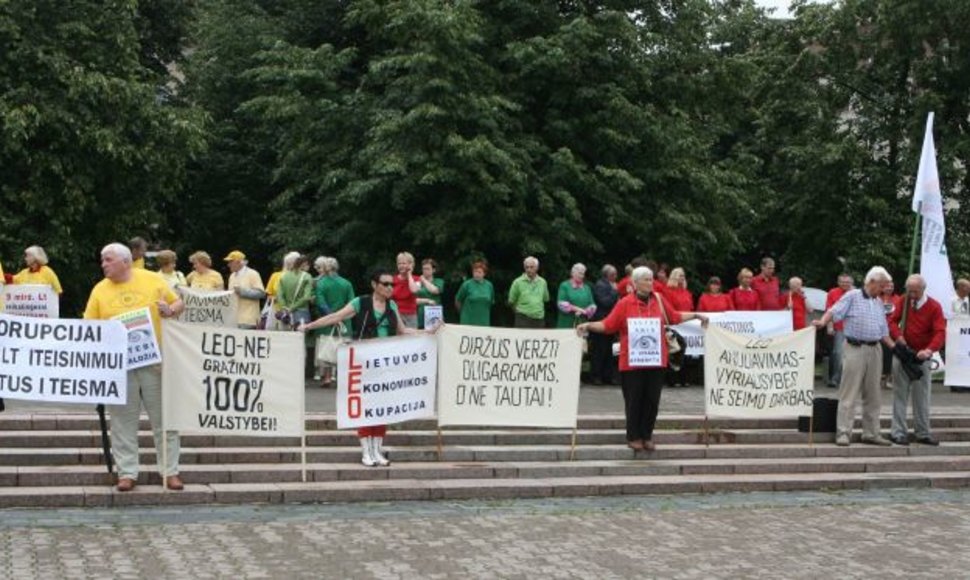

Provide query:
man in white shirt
left=952, top=279, right=970, bottom=318
left=225, top=250, right=266, bottom=328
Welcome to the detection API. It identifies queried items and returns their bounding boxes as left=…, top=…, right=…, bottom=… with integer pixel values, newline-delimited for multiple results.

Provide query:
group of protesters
left=2, top=239, right=970, bottom=486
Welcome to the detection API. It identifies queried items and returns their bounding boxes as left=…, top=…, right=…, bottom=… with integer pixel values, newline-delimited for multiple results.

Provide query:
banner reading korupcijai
left=673, top=311, right=793, bottom=357
left=0, top=313, right=127, bottom=404
left=162, top=321, right=305, bottom=436
left=2, top=284, right=59, bottom=318
left=113, top=307, right=161, bottom=370
left=176, top=287, right=238, bottom=327
left=335, top=334, right=437, bottom=429
left=946, top=318, right=970, bottom=387
left=437, top=325, right=583, bottom=428
left=704, top=325, right=815, bottom=419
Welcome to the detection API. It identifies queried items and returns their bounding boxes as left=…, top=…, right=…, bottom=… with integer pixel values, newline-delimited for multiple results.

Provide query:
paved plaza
left=1, top=488, right=968, bottom=579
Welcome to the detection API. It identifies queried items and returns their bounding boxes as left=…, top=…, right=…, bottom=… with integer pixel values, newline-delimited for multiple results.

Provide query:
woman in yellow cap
left=13, top=246, right=63, bottom=295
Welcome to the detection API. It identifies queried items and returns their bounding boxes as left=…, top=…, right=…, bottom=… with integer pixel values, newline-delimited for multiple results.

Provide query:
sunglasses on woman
left=379, top=280, right=394, bottom=287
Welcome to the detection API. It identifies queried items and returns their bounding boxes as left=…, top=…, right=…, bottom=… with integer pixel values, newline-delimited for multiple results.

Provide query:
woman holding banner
left=455, top=260, right=495, bottom=326
left=300, top=268, right=430, bottom=467
left=155, top=250, right=186, bottom=289
left=13, top=245, right=63, bottom=295
left=729, top=268, right=760, bottom=311
left=185, top=251, right=224, bottom=290
left=577, top=267, right=709, bottom=453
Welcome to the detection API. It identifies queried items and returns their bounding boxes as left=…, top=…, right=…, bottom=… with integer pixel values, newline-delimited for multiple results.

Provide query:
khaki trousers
left=837, top=343, right=883, bottom=439
left=109, top=365, right=180, bottom=480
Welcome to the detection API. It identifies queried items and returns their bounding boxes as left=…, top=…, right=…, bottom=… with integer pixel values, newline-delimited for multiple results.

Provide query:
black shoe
left=914, top=436, right=940, bottom=446
left=888, top=434, right=909, bottom=446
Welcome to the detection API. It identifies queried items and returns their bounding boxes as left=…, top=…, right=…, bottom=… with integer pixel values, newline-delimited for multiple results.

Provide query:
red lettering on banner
left=347, top=347, right=362, bottom=418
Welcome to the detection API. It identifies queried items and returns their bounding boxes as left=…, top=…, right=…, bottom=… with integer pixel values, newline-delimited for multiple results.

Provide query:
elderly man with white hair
left=225, top=250, right=265, bottom=329
left=886, top=274, right=946, bottom=446
left=508, top=256, right=550, bottom=328
left=814, top=266, right=897, bottom=446
left=83, top=242, right=185, bottom=491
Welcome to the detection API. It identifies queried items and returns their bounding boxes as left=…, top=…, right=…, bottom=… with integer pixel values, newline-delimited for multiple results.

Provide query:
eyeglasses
left=379, top=281, right=394, bottom=288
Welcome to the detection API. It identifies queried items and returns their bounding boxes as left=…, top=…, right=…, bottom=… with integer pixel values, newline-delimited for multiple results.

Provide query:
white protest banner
left=423, top=305, right=444, bottom=329
left=437, top=325, right=583, bottom=428
left=113, top=307, right=161, bottom=370
left=704, top=325, right=815, bottom=419
left=0, top=313, right=127, bottom=404
left=2, top=284, right=59, bottom=318
left=335, top=335, right=437, bottom=429
left=673, top=311, right=792, bottom=357
left=162, top=321, right=305, bottom=436
left=945, top=319, right=970, bottom=387
left=176, top=287, right=238, bottom=327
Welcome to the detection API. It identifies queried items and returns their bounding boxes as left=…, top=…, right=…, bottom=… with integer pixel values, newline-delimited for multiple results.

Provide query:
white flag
left=913, top=112, right=954, bottom=318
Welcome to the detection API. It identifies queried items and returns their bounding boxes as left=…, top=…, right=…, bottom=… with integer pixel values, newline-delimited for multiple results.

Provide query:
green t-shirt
left=508, top=274, right=549, bottom=320
left=556, top=280, right=595, bottom=328
left=416, top=276, right=445, bottom=329
left=350, top=297, right=399, bottom=338
left=455, top=278, right=494, bottom=326
left=318, top=274, right=356, bottom=335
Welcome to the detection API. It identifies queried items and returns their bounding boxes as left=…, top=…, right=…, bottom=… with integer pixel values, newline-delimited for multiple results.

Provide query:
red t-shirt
left=888, top=296, right=946, bottom=352
left=783, top=291, right=808, bottom=330
left=665, top=287, right=693, bottom=312
left=392, top=274, right=420, bottom=315
left=826, top=287, right=849, bottom=331
left=697, top=293, right=733, bottom=313
left=729, top=287, right=761, bottom=311
left=600, top=293, right=683, bottom=371
left=751, top=274, right=782, bottom=310
left=616, top=276, right=634, bottom=297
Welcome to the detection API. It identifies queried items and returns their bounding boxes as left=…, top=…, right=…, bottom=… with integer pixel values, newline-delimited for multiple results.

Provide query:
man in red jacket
left=887, top=274, right=946, bottom=446
left=751, top=257, right=782, bottom=310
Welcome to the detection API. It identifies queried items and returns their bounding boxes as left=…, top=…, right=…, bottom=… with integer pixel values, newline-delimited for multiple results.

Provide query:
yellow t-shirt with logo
left=13, top=265, right=63, bottom=294
left=227, top=267, right=265, bottom=326
left=186, top=269, right=224, bottom=291
left=83, top=268, right=179, bottom=342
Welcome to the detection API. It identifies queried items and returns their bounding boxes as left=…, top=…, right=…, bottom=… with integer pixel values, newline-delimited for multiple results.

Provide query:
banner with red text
left=335, top=335, right=438, bottom=429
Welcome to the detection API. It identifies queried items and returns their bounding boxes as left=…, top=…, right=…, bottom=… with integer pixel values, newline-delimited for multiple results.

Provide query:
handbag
left=655, top=292, right=686, bottom=371
left=316, top=325, right=349, bottom=365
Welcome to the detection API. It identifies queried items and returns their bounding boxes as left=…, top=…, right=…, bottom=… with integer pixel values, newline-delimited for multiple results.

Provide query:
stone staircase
left=1, top=413, right=969, bottom=507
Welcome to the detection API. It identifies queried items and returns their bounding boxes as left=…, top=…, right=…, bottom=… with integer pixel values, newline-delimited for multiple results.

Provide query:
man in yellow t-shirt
left=129, top=236, right=148, bottom=269
left=13, top=245, right=63, bottom=294
left=84, top=242, right=185, bottom=492
left=225, top=250, right=266, bottom=328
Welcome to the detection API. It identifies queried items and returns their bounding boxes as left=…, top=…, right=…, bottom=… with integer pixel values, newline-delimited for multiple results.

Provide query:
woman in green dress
left=455, top=260, right=494, bottom=326
left=415, top=258, right=445, bottom=329
left=557, top=263, right=596, bottom=328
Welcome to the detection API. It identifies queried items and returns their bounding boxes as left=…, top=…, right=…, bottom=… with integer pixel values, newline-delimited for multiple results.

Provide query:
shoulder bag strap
left=654, top=292, right=671, bottom=326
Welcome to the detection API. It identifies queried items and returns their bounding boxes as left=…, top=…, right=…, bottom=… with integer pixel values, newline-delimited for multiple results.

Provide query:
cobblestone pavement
left=1, top=489, right=969, bottom=579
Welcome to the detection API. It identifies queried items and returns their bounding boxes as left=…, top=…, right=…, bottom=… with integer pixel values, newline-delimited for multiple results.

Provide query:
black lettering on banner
left=204, top=375, right=264, bottom=413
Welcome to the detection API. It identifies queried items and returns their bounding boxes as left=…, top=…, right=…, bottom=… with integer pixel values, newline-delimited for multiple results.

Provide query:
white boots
left=359, top=436, right=390, bottom=467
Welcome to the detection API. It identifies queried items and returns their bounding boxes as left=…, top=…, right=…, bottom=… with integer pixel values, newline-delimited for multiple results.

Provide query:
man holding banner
left=84, top=243, right=185, bottom=491
left=814, top=267, right=896, bottom=447
left=887, top=275, right=946, bottom=446
left=225, top=250, right=266, bottom=328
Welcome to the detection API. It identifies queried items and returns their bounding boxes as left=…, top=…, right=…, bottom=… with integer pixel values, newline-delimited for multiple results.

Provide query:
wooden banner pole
left=569, top=427, right=578, bottom=461
left=436, top=428, right=444, bottom=462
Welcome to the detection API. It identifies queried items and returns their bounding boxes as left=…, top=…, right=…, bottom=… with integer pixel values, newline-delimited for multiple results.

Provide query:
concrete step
left=2, top=470, right=969, bottom=508
left=4, top=412, right=970, bottom=433
left=2, top=439, right=968, bottom=468
left=5, top=454, right=970, bottom=488
left=5, top=427, right=970, bottom=449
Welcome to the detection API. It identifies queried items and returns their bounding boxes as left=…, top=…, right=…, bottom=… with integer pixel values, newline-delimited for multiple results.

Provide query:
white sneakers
left=359, top=436, right=391, bottom=467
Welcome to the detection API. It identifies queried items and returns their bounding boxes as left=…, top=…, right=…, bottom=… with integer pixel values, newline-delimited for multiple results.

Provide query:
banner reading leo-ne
left=161, top=321, right=305, bottom=436
left=437, top=325, right=583, bottom=428
left=945, top=318, right=970, bottom=387
left=335, top=334, right=437, bottom=429
left=704, top=325, right=815, bottom=419
left=2, top=284, right=59, bottom=319
left=673, top=311, right=793, bottom=357
left=176, top=287, right=238, bottom=327
left=0, top=313, right=127, bottom=404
